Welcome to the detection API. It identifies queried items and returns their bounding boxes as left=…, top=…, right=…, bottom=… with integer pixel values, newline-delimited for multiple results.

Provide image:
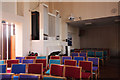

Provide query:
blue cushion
left=88, top=57, right=98, bottom=65
left=0, top=61, right=4, bottom=64
left=36, top=56, right=46, bottom=59
left=45, top=69, right=50, bottom=74
left=88, top=51, right=95, bottom=57
left=11, top=64, right=26, bottom=74
left=43, top=77, right=65, bottom=80
left=0, top=65, right=6, bottom=73
left=16, top=57, right=25, bottom=63
left=22, top=59, right=34, bottom=64
left=62, top=57, right=71, bottom=64
left=71, top=53, right=78, bottom=57
left=19, top=75, right=39, bottom=80
left=13, top=76, right=19, bottom=80
left=96, top=52, right=103, bottom=57
left=49, top=60, right=61, bottom=67
left=93, top=66, right=98, bottom=71
left=74, top=57, right=84, bottom=64
left=0, top=74, right=12, bottom=80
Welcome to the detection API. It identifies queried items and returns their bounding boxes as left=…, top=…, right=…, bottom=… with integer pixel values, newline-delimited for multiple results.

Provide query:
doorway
left=2, top=23, right=15, bottom=60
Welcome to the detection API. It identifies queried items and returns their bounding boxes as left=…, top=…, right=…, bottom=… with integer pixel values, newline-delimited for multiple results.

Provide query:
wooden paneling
left=11, top=36, right=15, bottom=59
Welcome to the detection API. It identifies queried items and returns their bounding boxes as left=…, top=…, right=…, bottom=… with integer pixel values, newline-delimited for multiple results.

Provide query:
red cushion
left=64, top=60, right=76, bottom=66
left=26, top=56, right=36, bottom=59
left=7, top=70, right=11, bottom=73
left=50, top=64, right=64, bottom=77
left=79, top=61, right=92, bottom=71
left=50, top=56, right=60, bottom=59
left=35, top=59, right=46, bottom=67
left=65, top=66, right=81, bottom=79
left=7, top=60, right=19, bottom=67
left=82, top=72, right=91, bottom=78
left=28, top=64, right=43, bottom=74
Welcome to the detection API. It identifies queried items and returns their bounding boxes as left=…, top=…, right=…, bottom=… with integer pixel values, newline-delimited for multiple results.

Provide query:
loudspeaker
left=31, top=11, right=39, bottom=40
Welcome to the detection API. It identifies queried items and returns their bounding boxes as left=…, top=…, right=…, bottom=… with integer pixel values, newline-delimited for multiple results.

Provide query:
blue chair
left=11, top=64, right=26, bottom=74
left=0, top=73, right=14, bottom=80
left=19, top=74, right=40, bottom=80
left=16, top=57, right=25, bottom=63
left=88, top=57, right=99, bottom=79
left=71, top=53, right=79, bottom=58
left=95, top=51, right=104, bottom=65
left=22, top=59, right=34, bottom=64
left=43, top=75, right=66, bottom=80
left=0, top=60, right=5, bottom=64
left=62, top=56, right=72, bottom=64
left=36, top=56, right=46, bottom=59
left=79, top=52, right=87, bottom=59
left=74, top=56, right=85, bottom=65
left=46, top=59, right=61, bottom=75
left=0, top=64, right=6, bottom=73
left=87, top=51, right=95, bottom=57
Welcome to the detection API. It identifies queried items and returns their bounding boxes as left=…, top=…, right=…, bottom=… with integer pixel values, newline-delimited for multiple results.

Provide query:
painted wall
left=48, top=2, right=118, bottom=49
left=80, top=24, right=118, bottom=57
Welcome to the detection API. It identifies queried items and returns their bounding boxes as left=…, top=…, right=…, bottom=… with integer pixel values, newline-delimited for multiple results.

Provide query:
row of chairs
left=0, top=73, right=66, bottom=80
left=45, top=57, right=99, bottom=79
left=71, top=51, right=105, bottom=65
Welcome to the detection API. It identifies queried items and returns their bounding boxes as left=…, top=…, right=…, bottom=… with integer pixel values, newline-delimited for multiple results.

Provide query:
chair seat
left=13, top=76, right=19, bottom=80
left=82, top=72, right=91, bottom=79
left=45, top=69, right=50, bottom=74
left=93, top=66, right=98, bottom=71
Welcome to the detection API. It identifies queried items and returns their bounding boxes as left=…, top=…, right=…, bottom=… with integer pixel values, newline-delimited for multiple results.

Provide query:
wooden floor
left=99, top=57, right=120, bottom=80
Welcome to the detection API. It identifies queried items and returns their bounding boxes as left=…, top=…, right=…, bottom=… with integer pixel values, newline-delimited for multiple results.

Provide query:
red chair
left=50, top=56, right=60, bottom=59
left=64, top=60, right=77, bottom=66
left=25, top=56, right=36, bottom=59
left=50, top=64, right=64, bottom=77
left=35, top=59, right=47, bottom=72
left=64, top=65, right=82, bottom=79
left=79, top=61, right=93, bottom=79
left=28, top=63, right=43, bottom=76
left=7, top=59, right=19, bottom=67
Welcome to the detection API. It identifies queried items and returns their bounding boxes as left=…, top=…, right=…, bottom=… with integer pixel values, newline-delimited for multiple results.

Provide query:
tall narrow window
left=31, top=11, right=39, bottom=40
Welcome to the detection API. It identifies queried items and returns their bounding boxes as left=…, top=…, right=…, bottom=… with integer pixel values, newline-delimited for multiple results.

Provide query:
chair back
left=62, top=56, right=72, bottom=64
left=64, top=60, right=77, bottom=66
left=95, top=51, right=103, bottom=59
left=0, top=73, right=14, bottom=80
left=74, top=56, right=85, bottom=64
left=71, top=53, right=79, bottom=58
left=0, top=64, right=7, bottom=73
left=50, top=64, right=64, bottom=77
left=79, top=61, right=92, bottom=72
left=79, top=52, right=87, bottom=59
left=87, top=50, right=95, bottom=57
left=43, top=75, right=66, bottom=80
left=35, top=59, right=47, bottom=69
left=49, top=59, right=61, bottom=67
left=36, top=56, right=46, bottom=59
left=22, top=59, right=34, bottom=64
left=7, top=59, right=19, bottom=67
left=19, top=74, right=40, bottom=80
left=88, top=57, right=99, bottom=66
left=25, top=56, right=36, bottom=59
left=28, top=63, right=43, bottom=75
left=64, top=65, right=82, bottom=79
left=16, top=57, right=25, bottom=63
left=11, top=64, right=26, bottom=74
left=50, top=56, right=60, bottom=59
left=0, top=60, right=5, bottom=64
